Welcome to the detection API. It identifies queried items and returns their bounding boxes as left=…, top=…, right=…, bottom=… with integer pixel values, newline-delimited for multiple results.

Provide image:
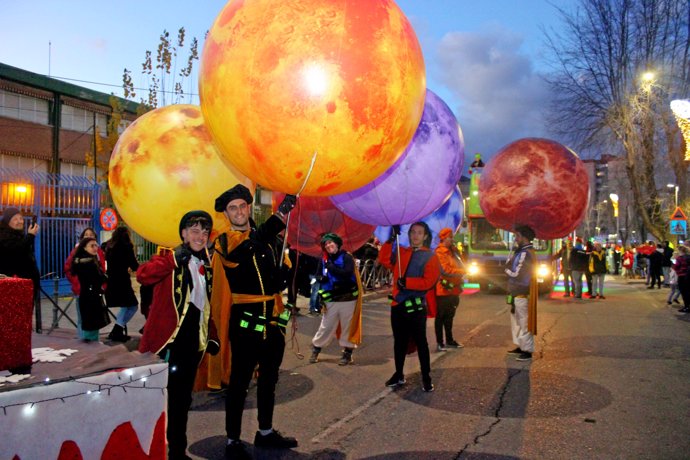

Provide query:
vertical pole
left=93, top=113, right=97, bottom=188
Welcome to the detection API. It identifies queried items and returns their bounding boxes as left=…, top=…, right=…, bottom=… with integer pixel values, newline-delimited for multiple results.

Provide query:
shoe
left=575, top=295, right=582, bottom=299
left=422, top=377, right=434, bottom=392
left=516, top=351, right=532, bottom=361
left=562, top=293, right=570, bottom=297
left=507, top=347, right=522, bottom=355
left=667, top=301, right=672, bottom=305
left=674, top=299, right=680, bottom=304
left=225, top=441, right=251, bottom=460
left=309, top=346, right=320, bottom=364
left=599, top=296, right=605, bottom=299
left=436, top=344, right=447, bottom=352
left=446, top=340, right=464, bottom=348
left=338, top=349, right=353, bottom=366
left=254, top=430, right=298, bottom=449
left=678, top=307, right=690, bottom=313
left=307, top=310, right=320, bottom=317
left=385, top=373, right=406, bottom=387
left=108, top=324, right=131, bottom=343
left=647, top=286, right=654, bottom=289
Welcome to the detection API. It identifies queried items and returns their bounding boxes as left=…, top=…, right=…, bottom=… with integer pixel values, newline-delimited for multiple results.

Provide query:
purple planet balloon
left=375, top=186, right=464, bottom=248
left=330, top=89, right=464, bottom=225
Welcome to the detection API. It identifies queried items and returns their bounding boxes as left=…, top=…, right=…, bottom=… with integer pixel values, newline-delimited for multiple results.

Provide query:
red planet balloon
left=478, top=138, right=590, bottom=239
left=273, top=193, right=376, bottom=258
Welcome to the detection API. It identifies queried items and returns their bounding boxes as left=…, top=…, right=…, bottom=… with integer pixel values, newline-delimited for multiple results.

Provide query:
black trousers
left=562, top=269, right=572, bottom=294
left=434, top=295, right=459, bottom=345
left=225, top=324, right=286, bottom=440
left=679, top=275, right=690, bottom=307
left=391, top=306, right=430, bottom=380
left=164, top=307, right=202, bottom=457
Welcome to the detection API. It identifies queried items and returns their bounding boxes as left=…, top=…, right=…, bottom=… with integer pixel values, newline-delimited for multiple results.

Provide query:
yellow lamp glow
left=671, top=99, right=690, bottom=161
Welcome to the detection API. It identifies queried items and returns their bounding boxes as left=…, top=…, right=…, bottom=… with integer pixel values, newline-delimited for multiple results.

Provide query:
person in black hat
left=308, top=232, right=363, bottom=366
left=0, top=207, right=40, bottom=294
left=137, top=210, right=220, bottom=460
left=207, top=184, right=298, bottom=459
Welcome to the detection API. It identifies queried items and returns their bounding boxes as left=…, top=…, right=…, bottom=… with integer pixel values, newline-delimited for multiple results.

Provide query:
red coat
left=137, top=252, right=217, bottom=355
left=434, top=245, right=465, bottom=296
left=378, top=242, right=441, bottom=317
left=64, top=246, right=106, bottom=296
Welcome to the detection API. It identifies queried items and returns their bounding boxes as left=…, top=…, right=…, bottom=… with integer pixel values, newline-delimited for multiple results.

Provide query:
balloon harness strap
left=280, top=150, right=318, bottom=360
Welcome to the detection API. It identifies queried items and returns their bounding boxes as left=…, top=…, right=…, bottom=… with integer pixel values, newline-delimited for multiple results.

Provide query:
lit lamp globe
left=108, top=105, right=254, bottom=247
left=200, top=0, right=426, bottom=196
left=478, top=138, right=589, bottom=240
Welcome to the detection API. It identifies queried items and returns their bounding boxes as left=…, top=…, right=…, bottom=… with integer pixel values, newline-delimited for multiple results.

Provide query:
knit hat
left=439, top=227, right=453, bottom=240
left=179, top=210, right=213, bottom=240
left=513, top=224, right=535, bottom=241
left=1, top=207, right=20, bottom=226
left=214, top=184, right=253, bottom=212
left=320, top=233, right=343, bottom=249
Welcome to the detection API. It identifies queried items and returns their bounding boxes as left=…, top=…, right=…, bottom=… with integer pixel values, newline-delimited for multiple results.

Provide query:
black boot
left=108, top=324, right=130, bottom=342
left=339, top=348, right=353, bottom=366
left=309, top=346, right=321, bottom=363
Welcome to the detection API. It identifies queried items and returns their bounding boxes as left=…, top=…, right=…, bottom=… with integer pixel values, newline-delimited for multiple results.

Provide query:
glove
left=206, top=340, right=220, bottom=356
left=396, top=277, right=406, bottom=290
left=388, top=225, right=401, bottom=242
left=174, top=245, right=193, bottom=266
left=278, top=194, right=297, bottom=215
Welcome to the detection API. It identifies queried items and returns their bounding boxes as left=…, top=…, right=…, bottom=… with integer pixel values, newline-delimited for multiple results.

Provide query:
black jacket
left=0, top=225, right=40, bottom=285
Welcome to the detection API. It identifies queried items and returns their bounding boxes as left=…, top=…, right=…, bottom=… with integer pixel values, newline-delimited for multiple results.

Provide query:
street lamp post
left=609, top=193, right=619, bottom=242
left=667, top=183, right=679, bottom=208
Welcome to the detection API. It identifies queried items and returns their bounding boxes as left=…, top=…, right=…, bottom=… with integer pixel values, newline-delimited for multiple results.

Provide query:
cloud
left=433, top=26, right=553, bottom=159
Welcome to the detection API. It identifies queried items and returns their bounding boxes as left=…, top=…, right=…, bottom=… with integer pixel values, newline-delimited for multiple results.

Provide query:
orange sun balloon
left=200, top=0, right=426, bottom=196
left=108, top=105, right=254, bottom=248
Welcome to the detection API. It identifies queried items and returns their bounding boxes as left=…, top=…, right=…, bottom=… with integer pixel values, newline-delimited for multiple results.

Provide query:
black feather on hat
left=179, top=210, right=213, bottom=240
left=215, top=184, right=253, bottom=212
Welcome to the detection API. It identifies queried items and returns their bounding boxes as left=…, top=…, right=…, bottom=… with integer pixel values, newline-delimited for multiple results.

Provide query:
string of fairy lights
left=0, top=365, right=167, bottom=417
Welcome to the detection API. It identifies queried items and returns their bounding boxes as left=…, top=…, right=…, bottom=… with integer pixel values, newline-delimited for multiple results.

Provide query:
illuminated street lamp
left=668, top=183, right=679, bottom=208
left=609, top=193, right=620, bottom=240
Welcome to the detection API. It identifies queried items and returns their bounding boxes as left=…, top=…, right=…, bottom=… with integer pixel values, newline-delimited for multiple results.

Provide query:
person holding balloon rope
left=206, top=184, right=298, bottom=459
left=309, top=232, right=363, bottom=365
left=137, top=210, right=220, bottom=460
left=505, top=224, right=538, bottom=362
left=378, top=222, right=441, bottom=392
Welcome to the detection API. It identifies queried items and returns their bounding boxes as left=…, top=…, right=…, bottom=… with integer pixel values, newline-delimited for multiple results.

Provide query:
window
left=61, top=104, right=107, bottom=135
left=0, top=89, right=50, bottom=124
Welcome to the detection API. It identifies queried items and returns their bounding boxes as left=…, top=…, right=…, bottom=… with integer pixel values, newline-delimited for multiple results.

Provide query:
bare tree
left=544, top=0, right=690, bottom=241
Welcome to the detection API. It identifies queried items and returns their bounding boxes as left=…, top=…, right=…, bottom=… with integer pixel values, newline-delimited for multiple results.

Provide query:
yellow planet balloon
left=108, top=105, right=254, bottom=247
left=200, top=0, right=426, bottom=196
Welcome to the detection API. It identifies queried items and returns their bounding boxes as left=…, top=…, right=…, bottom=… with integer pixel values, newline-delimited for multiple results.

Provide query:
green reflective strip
left=258, top=315, right=266, bottom=321
left=404, top=299, right=412, bottom=307
left=243, top=312, right=253, bottom=317
left=254, top=324, right=265, bottom=332
left=352, top=290, right=359, bottom=296
left=415, top=298, right=422, bottom=305
left=240, top=320, right=249, bottom=328
left=279, top=310, right=291, bottom=321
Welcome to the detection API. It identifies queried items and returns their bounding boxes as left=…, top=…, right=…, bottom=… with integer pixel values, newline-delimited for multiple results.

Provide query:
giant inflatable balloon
left=375, top=186, right=464, bottom=248
left=330, top=89, right=464, bottom=225
left=478, top=138, right=589, bottom=239
left=200, top=0, right=426, bottom=196
left=108, top=105, right=254, bottom=248
left=273, top=193, right=376, bottom=258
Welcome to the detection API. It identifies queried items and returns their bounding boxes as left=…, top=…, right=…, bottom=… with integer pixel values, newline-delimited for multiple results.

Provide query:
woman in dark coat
left=104, top=227, right=139, bottom=342
left=0, top=207, right=40, bottom=294
left=71, top=237, right=110, bottom=341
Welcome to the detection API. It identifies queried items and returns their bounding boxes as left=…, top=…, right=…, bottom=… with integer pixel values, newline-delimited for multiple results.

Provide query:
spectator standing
left=377, top=222, right=441, bottom=392
left=589, top=242, right=608, bottom=299
left=662, top=241, right=673, bottom=286
left=434, top=227, right=465, bottom=351
left=104, top=227, right=140, bottom=342
left=64, top=227, right=106, bottom=339
left=0, top=207, right=40, bottom=297
left=584, top=240, right=594, bottom=297
left=569, top=238, right=589, bottom=298
left=647, top=244, right=664, bottom=289
left=70, top=237, right=110, bottom=342
left=667, top=256, right=682, bottom=306
left=673, top=245, right=690, bottom=313
left=552, top=238, right=573, bottom=297
left=621, top=247, right=634, bottom=279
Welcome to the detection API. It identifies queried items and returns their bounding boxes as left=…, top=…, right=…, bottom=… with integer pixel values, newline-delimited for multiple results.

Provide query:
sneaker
left=562, top=293, right=570, bottom=297
left=385, top=373, right=406, bottom=387
left=446, top=340, right=464, bottom=348
left=674, top=299, right=681, bottom=304
left=507, top=347, right=522, bottom=355
left=679, top=307, right=690, bottom=313
left=575, top=295, right=582, bottom=299
left=667, top=301, right=673, bottom=305
left=422, top=378, right=434, bottom=392
left=309, top=352, right=319, bottom=363
left=516, top=351, right=532, bottom=361
left=599, top=296, right=605, bottom=300
left=225, top=441, right=251, bottom=460
left=436, top=344, right=447, bottom=352
left=307, top=310, right=320, bottom=317
left=253, top=430, right=298, bottom=449
left=338, top=351, right=353, bottom=366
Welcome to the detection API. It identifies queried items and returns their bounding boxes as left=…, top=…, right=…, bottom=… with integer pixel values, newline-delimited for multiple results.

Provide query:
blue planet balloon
left=330, top=89, right=464, bottom=225
left=376, top=186, right=464, bottom=248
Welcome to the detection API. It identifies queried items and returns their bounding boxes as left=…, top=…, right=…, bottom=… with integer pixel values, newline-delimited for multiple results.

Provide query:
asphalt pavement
left=37, top=275, right=690, bottom=459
